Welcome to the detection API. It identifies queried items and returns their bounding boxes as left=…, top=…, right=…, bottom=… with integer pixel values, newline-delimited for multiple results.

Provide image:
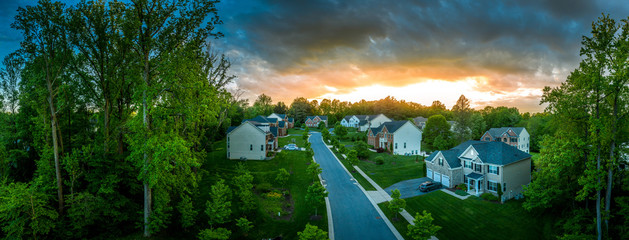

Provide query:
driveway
left=385, top=177, right=442, bottom=199
left=310, top=132, right=398, bottom=240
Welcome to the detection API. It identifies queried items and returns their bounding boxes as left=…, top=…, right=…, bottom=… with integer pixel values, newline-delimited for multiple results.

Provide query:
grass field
left=379, top=191, right=557, bottom=240
left=199, top=139, right=327, bottom=239
left=355, top=151, right=425, bottom=189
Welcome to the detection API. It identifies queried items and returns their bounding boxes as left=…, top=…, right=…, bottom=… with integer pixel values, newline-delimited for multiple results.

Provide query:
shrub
left=256, top=182, right=272, bottom=193
left=456, top=184, right=467, bottom=191
left=376, top=147, right=386, bottom=153
left=375, top=156, right=384, bottom=165
left=480, top=193, right=499, bottom=201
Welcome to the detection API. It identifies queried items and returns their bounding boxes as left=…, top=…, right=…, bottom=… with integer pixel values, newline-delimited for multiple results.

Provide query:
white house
left=481, top=127, right=530, bottom=153
left=367, top=120, right=422, bottom=155
left=226, top=121, right=277, bottom=160
left=358, top=114, right=392, bottom=132
left=340, top=115, right=360, bottom=128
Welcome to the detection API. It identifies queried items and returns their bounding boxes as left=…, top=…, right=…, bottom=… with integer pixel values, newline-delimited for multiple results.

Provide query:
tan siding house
left=226, top=121, right=276, bottom=160
left=425, top=140, right=531, bottom=201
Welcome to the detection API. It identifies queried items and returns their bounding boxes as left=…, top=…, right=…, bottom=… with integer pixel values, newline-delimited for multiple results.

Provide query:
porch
left=466, top=172, right=484, bottom=196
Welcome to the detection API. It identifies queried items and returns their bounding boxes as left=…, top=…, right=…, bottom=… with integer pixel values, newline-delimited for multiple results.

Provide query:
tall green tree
left=388, top=189, right=406, bottom=220
left=253, top=93, right=273, bottom=116
left=407, top=211, right=441, bottom=240
left=305, top=183, right=327, bottom=217
left=423, top=115, right=455, bottom=151
left=451, top=95, right=472, bottom=142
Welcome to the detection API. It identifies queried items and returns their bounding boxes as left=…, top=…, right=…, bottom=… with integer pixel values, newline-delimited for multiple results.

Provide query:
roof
left=270, top=113, right=286, bottom=119
left=343, top=115, right=353, bottom=121
left=270, top=127, right=278, bottom=137
left=413, top=116, right=428, bottom=122
left=227, top=121, right=267, bottom=136
left=369, top=121, right=411, bottom=135
left=244, top=115, right=277, bottom=124
left=469, top=141, right=531, bottom=165
left=485, top=127, right=527, bottom=138
left=278, top=121, right=286, bottom=128
left=466, top=172, right=483, bottom=179
left=287, top=117, right=294, bottom=122
left=227, top=126, right=237, bottom=134
left=426, top=140, right=484, bottom=168
left=306, top=115, right=328, bottom=121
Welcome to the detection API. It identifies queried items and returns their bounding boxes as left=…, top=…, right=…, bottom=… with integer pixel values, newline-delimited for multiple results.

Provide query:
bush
left=456, top=184, right=467, bottom=191
left=480, top=193, right=499, bottom=201
left=256, top=182, right=272, bottom=193
left=376, top=147, right=386, bottom=153
left=375, top=156, right=384, bottom=165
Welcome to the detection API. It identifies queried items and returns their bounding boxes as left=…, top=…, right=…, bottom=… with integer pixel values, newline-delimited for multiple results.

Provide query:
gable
left=228, top=122, right=265, bottom=137
left=460, top=145, right=484, bottom=163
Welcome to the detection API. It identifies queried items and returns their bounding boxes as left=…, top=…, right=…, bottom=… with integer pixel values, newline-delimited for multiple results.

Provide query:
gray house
left=425, top=140, right=531, bottom=201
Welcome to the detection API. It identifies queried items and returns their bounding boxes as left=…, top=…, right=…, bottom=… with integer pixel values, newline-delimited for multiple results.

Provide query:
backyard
left=379, top=191, right=557, bottom=240
left=199, top=140, right=328, bottom=239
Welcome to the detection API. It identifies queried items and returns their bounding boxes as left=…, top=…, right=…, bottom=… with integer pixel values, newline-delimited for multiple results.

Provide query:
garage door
left=427, top=168, right=433, bottom=179
left=442, top=175, right=450, bottom=187
left=434, top=172, right=441, bottom=182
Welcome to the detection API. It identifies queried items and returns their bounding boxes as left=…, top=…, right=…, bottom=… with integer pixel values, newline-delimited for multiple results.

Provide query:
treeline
left=242, top=94, right=555, bottom=152
left=0, top=0, right=244, bottom=239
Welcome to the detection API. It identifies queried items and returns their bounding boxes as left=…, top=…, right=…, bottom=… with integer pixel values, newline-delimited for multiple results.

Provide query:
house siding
left=392, top=122, right=422, bottom=155
left=227, top=123, right=267, bottom=160
left=425, top=152, right=458, bottom=188
left=502, top=157, right=531, bottom=199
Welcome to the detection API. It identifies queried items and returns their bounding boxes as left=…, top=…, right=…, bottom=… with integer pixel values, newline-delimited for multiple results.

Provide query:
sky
left=2, top=0, right=629, bottom=113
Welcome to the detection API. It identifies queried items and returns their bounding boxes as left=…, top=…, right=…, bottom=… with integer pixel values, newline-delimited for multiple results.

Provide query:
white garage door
left=427, top=168, right=433, bottom=179
left=442, top=175, right=450, bottom=187
left=434, top=172, right=441, bottom=182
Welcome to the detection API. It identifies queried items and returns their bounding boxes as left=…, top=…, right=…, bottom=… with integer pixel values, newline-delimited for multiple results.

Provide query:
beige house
left=425, top=140, right=531, bottom=201
left=481, top=127, right=530, bottom=153
left=226, top=121, right=277, bottom=160
left=358, top=114, right=392, bottom=132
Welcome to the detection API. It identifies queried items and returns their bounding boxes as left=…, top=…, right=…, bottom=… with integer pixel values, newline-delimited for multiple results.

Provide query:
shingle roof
left=272, top=113, right=286, bottom=119
left=278, top=121, right=286, bottom=128
left=270, top=127, right=278, bottom=137
left=287, top=117, right=294, bottom=122
left=382, top=121, right=408, bottom=133
left=470, top=141, right=531, bottom=165
left=413, top=116, right=428, bottom=122
left=227, top=126, right=237, bottom=134
left=343, top=115, right=353, bottom=121
left=466, top=172, right=483, bottom=179
left=485, top=127, right=526, bottom=138
left=426, top=140, right=484, bottom=168
left=306, top=115, right=328, bottom=121
left=245, top=115, right=277, bottom=124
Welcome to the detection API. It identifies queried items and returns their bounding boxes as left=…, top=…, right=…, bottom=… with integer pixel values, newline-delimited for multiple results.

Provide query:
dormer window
left=439, top=158, right=444, bottom=166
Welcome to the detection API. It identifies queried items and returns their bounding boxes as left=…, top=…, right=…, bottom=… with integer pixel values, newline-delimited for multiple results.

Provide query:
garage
left=442, top=175, right=450, bottom=187
left=427, top=168, right=433, bottom=179
left=434, top=172, right=441, bottom=182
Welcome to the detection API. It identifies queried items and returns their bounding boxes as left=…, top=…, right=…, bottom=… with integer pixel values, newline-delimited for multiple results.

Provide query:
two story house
left=425, top=140, right=531, bottom=201
left=412, top=116, right=428, bottom=130
left=481, top=127, right=530, bottom=153
left=226, top=121, right=278, bottom=160
left=305, top=115, right=328, bottom=128
left=367, top=120, right=422, bottom=155
left=340, top=115, right=360, bottom=128
left=245, top=115, right=288, bottom=137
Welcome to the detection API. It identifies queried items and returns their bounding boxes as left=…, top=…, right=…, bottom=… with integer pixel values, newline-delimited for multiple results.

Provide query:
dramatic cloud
left=214, top=0, right=629, bottom=112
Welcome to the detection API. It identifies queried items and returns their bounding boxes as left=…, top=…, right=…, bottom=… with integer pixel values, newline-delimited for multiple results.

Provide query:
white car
left=284, top=144, right=299, bottom=150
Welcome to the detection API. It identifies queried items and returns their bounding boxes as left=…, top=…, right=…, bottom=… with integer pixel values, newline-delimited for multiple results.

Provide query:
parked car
left=284, top=144, right=299, bottom=150
left=419, top=181, right=442, bottom=192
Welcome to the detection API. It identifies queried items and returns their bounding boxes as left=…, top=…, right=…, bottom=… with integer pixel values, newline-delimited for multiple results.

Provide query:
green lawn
left=382, top=191, right=557, bottom=240
left=355, top=151, right=425, bottom=189
left=200, top=140, right=327, bottom=240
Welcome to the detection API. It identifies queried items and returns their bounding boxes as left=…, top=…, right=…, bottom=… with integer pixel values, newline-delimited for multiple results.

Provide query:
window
left=250, top=144, right=253, bottom=151
left=439, top=158, right=443, bottom=166
left=489, top=165, right=499, bottom=175
left=487, top=181, right=498, bottom=192
left=475, top=163, right=482, bottom=172
left=464, top=161, right=472, bottom=169
left=503, top=183, right=507, bottom=192
left=485, top=137, right=490, bottom=141
left=227, top=143, right=230, bottom=148
left=511, top=137, right=517, bottom=142
left=503, top=138, right=507, bottom=142
left=261, top=145, right=264, bottom=151
left=404, top=142, right=406, bottom=148
left=395, top=143, right=398, bottom=149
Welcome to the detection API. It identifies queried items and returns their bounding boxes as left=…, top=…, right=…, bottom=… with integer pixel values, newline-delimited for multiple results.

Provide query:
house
left=424, top=140, right=531, bottom=201
left=357, top=114, right=392, bottom=131
left=287, top=117, right=295, bottom=128
left=480, top=127, right=530, bottom=153
left=305, top=115, right=328, bottom=128
left=243, top=115, right=289, bottom=136
left=412, top=116, right=428, bottom=130
left=226, top=121, right=278, bottom=160
left=340, top=115, right=360, bottom=128
left=367, top=120, right=422, bottom=155
left=268, top=113, right=287, bottom=121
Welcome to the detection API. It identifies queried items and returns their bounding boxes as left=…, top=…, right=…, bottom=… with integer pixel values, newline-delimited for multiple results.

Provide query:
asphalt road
left=310, top=132, right=397, bottom=240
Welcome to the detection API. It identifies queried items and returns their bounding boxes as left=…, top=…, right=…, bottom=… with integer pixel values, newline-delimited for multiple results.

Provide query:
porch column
left=466, top=178, right=470, bottom=191
left=476, top=180, right=479, bottom=195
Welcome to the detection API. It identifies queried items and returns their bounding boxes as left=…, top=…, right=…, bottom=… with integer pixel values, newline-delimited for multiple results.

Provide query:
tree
left=198, top=227, right=231, bottom=240
left=206, top=179, right=232, bottom=228
left=318, top=121, right=326, bottom=130
left=353, top=140, right=370, bottom=159
left=298, top=223, right=328, bottom=240
left=423, top=115, right=455, bottom=151
left=274, top=101, right=288, bottom=114
left=307, top=161, right=322, bottom=182
left=233, top=164, right=256, bottom=212
left=276, top=168, right=290, bottom=188
left=497, top=183, right=503, bottom=202
left=253, top=93, right=273, bottom=116
left=452, top=95, right=473, bottom=142
left=290, top=97, right=314, bottom=124
left=0, top=182, right=59, bottom=239
left=334, top=123, right=348, bottom=139
left=13, top=0, right=72, bottom=212
left=407, top=211, right=441, bottom=240
left=388, top=189, right=406, bottom=221
left=347, top=149, right=359, bottom=166
left=305, top=183, right=328, bottom=217
left=236, top=217, right=253, bottom=234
